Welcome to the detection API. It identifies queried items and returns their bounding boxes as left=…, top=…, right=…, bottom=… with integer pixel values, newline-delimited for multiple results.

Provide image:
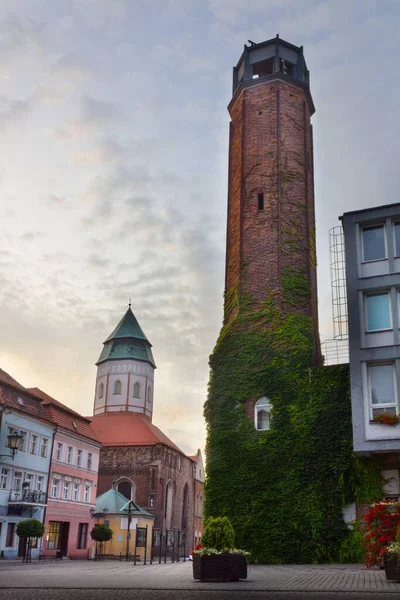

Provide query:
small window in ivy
left=258, top=192, right=264, bottom=211
left=254, top=397, right=271, bottom=431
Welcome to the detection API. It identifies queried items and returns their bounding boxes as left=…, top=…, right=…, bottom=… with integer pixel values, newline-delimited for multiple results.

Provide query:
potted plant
left=384, top=527, right=400, bottom=581
left=192, top=517, right=248, bottom=582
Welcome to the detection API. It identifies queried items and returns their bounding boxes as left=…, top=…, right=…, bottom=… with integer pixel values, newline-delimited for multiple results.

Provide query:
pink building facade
left=30, top=389, right=101, bottom=559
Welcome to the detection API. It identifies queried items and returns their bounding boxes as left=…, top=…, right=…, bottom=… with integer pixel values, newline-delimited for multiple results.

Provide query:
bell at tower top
left=232, top=34, right=314, bottom=112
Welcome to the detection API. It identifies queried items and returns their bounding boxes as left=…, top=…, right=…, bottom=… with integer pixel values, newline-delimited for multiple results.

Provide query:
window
left=24, top=473, right=34, bottom=489
left=56, top=442, right=63, bottom=461
left=40, top=437, right=49, bottom=458
left=51, top=479, right=60, bottom=498
left=87, top=453, right=93, bottom=470
left=73, top=483, right=81, bottom=501
left=258, top=192, right=264, bottom=211
left=84, top=485, right=91, bottom=503
left=0, top=468, right=10, bottom=490
left=77, top=523, right=88, bottom=549
left=19, top=430, right=27, bottom=452
left=255, top=397, right=272, bottom=431
left=67, top=446, right=73, bottom=464
left=63, top=481, right=70, bottom=500
left=13, top=471, right=22, bottom=489
left=133, top=382, right=140, bottom=398
left=394, top=222, right=400, bottom=257
left=369, top=363, right=397, bottom=418
left=77, top=449, right=83, bottom=467
left=36, top=476, right=44, bottom=491
left=6, top=523, right=15, bottom=547
left=113, top=380, right=122, bottom=395
left=98, top=382, right=104, bottom=399
left=47, top=521, right=61, bottom=550
left=365, top=292, right=391, bottom=331
left=362, top=225, right=386, bottom=262
left=147, top=385, right=151, bottom=403
left=252, top=57, right=274, bottom=77
left=29, top=434, right=38, bottom=455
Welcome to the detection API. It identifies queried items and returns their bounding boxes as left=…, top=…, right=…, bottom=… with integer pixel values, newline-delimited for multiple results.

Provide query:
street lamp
left=0, top=430, right=23, bottom=460
left=124, top=501, right=135, bottom=561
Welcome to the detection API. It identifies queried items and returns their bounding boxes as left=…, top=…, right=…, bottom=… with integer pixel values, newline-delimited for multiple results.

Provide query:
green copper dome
left=96, top=307, right=156, bottom=368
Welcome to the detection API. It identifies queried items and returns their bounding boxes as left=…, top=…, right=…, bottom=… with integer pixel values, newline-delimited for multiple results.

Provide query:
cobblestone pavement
left=0, top=560, right=400, bottom=597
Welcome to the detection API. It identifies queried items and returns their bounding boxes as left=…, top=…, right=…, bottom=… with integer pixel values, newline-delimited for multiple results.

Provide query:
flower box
left=384, top=552, right=400, bottom=581
left=192, top=553, right=247, bottom=582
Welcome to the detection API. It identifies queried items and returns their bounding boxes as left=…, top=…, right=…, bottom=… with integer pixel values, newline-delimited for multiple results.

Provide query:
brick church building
left=90, top=306, right=200, bottom=547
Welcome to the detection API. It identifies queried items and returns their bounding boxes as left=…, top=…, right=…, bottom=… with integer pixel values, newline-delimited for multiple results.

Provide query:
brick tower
left=225, top=35, right=321, bottom=363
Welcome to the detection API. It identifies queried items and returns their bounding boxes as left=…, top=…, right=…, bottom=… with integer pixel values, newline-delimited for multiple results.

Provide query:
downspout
left=41, top=426, right=57, bottom=556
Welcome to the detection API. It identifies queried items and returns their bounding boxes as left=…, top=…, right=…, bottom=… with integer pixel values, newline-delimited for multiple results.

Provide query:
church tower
left=225, top=35, right=321, bottom=362
left=93, top=305, right=156, bottom=420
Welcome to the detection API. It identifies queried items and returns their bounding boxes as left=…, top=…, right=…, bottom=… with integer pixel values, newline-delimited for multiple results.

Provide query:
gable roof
left=89, top=413, right=183, bottom=453
left=0, top=373, right=53, bottom=424
left=28, top=387, right=100, bottom=444
left=95, top=488, right=154, bottom=518
left=97, top=307, right=156, bottom=368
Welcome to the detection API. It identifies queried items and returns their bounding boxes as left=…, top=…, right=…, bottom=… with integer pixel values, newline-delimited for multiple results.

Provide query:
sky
left=1, top=0, right=400, bottom=456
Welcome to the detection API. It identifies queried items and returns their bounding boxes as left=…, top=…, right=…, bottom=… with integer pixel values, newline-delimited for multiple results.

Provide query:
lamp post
left=0, top=430, right=23, bottom=460
left=125, top=501, right=135, bottom=561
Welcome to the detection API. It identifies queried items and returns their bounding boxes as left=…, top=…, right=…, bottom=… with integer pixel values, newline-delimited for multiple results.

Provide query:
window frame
left=394, top=222, right=400, bottom=258
left=67, top=446, right=73, bottom=464
left=84, top=484, right=91, bottom=503
left=73, top=482, right=81, bottom=501
left=368, top=363, right=398, bottom=419
left=254, top=397, right=272, bottom=431
left=29, top=434, right=38, bottom=455
left=98, top=382, right=104, bottom=399
left=63, top=481, right=71, bottom=500
left=364, top=291, right=392, bottom=332
left=56, top=442, right=63, bottom=461
left=133, top=382, right=141, bottom=398
left=87, top=453, right=93, bottom=470
left=51, top=478, right=60, bottom=498
left=361, top=224, right=387, bottom=263
left=76, top=523, right=88, bottom=550
left=77, top=449, right=83, bottom=467
left=113, top=380, right=122, bottom=395
left=0, top=468, right=10, bottom=490
left=40, top=437, right=49, bottom=458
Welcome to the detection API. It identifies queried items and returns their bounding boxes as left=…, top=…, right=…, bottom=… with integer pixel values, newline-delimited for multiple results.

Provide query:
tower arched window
left=254, top=397, right=272, bottom=431
left=98, top=383, right=104, bottom=399
left=113, top=380, right=122, bottom=395
left=147, top=385, right=152, bottom=403
left=133, top=382, right=140, bottom=398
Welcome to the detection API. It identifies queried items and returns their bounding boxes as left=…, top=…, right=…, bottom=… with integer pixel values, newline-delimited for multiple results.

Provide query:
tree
left=16, top=519, right=45, bottom=563
left=201, top=516, right=235, bottom=551
left=90, top=524, right=113, bottom=558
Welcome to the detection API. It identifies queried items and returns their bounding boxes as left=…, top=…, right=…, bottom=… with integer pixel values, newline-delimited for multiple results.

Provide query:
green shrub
left=90, top=524, right=113, bottom=543
left=16, top=519, right=45, bottom=539
left=201, top=516, right=235, bottom=551
left=338, top=521, right=365, bottom=563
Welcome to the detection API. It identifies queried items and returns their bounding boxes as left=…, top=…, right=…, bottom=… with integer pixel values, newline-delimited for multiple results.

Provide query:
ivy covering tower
left=204, top=36, right=381, bottom=563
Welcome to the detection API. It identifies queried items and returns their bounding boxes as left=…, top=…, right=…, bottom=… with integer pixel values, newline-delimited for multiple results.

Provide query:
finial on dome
left=128, top=298, right=131, bottom=309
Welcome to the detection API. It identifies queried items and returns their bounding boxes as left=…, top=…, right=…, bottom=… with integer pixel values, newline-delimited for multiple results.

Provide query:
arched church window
left=147, top=385, right=151, bottom=403
left=133, top=382, right=140, bottom=398
left=165, top=480, right=173, bottom=530
left=113, top=380, right=122, bottom=395
left=181, top=483, right=189, bottom=530
left=254, top=397, right=272, bottom=431
left=98, top=383, right=104, bottom=399
left=116, top=478, right=135, bottom=501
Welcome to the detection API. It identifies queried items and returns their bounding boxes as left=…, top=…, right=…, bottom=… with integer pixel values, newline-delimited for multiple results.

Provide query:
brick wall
left=225, top=78, right=320, bottom=362
left=97, top=444, right=195, bottom=549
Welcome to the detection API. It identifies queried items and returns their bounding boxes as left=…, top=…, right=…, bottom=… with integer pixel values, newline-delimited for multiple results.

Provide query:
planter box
left=193, top=553, right=247, bottom=582
left=384, top=553, right=400, bottom=582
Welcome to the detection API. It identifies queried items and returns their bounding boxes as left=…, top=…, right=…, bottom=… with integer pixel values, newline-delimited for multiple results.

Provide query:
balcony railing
left=9, top=489, right=47, bottom=505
